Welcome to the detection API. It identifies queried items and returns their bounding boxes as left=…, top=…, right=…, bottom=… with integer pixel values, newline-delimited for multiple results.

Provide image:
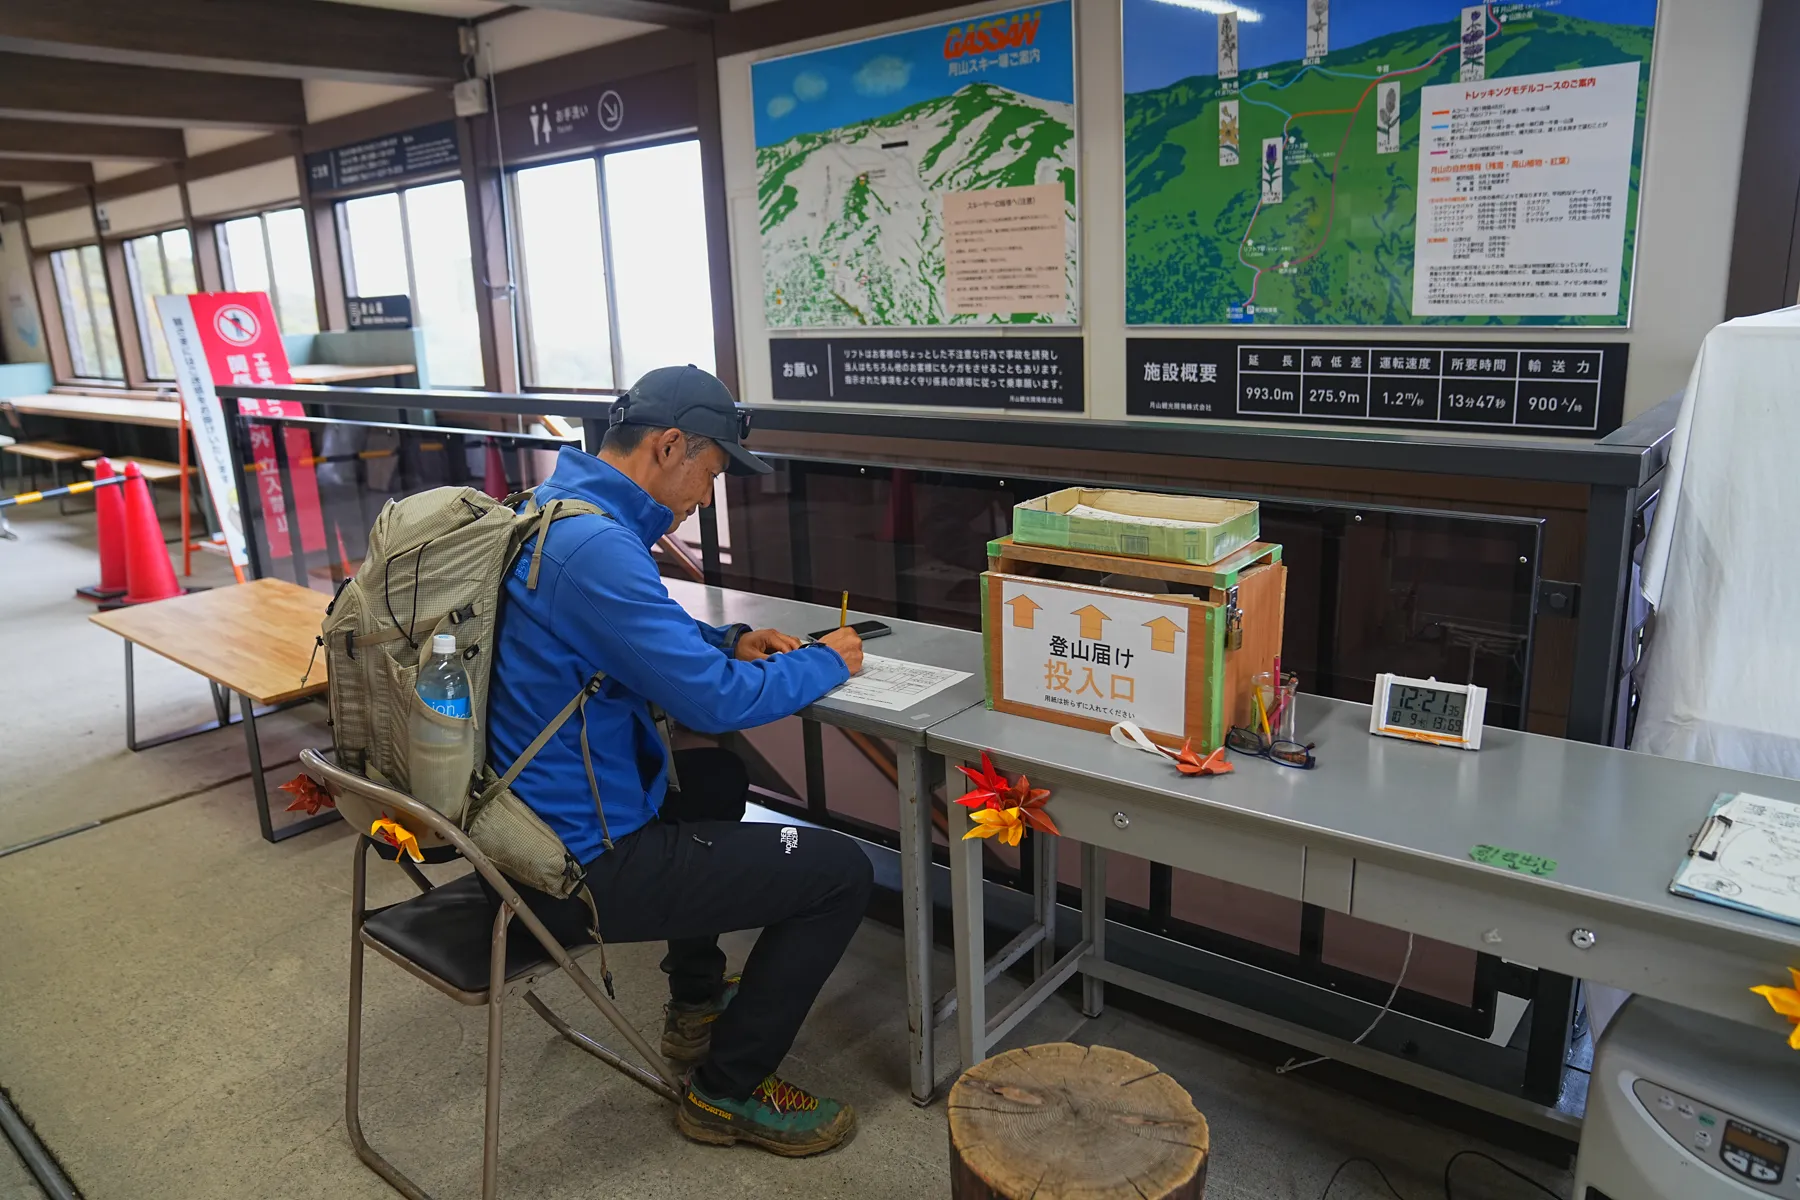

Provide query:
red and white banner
left=157, top=292, right=325, bottom=567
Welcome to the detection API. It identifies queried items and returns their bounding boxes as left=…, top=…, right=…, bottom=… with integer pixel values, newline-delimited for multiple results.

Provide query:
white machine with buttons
left=1574, top=995, right=1800, bottom=1199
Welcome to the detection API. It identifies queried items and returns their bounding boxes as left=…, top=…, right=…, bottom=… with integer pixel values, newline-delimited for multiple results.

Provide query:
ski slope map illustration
left=753, top=3, right=1078, bottom=328
left=1123, top=0, right=1658, bottom=327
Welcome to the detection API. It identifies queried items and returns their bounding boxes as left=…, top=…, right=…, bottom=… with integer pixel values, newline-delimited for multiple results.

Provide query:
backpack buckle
left=584, top=673, right=605, bottom=697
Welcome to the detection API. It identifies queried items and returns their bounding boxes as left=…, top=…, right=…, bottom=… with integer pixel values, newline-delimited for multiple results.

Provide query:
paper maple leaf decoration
left=954, top=751, right=1060, bottom=838
left=1173, top=740, right=1233, bottom=777
left=279, top=774, right=335, bottom=815
left=1751, top=967, right=1800, bottom=1050
left=370, top=817, right=424, bottom=863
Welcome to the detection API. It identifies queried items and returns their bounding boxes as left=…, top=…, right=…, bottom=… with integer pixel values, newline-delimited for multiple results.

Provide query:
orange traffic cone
left=116, top=462, right=183, bottom=606
left=482, top=441, right=508, bottom=499
left=76, top=457, right=129, bottom=602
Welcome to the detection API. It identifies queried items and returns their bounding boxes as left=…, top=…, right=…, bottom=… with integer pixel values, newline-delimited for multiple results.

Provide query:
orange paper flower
left=963, top=806, right=1026, bottom=848
left=370, top=817, right=424, bottom=863
left=1751, top=967, right=1800, bottom=1050
left=279, top=774, right=335, bottom=815
left=1174, top=740, right=1234, bottom=777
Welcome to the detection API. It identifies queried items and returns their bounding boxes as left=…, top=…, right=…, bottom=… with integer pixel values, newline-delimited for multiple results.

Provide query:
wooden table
left=4, top=393, right=181, bottom=429
left=89, top=578, right=336, bottom=842
left=289, top=364, right=417, bottom=385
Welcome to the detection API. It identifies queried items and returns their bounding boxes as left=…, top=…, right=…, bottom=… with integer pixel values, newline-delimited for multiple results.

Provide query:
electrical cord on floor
left=1315, top=1156, right=1407, bottom=1199
left=1278, top=932, right=1415, bottom=1075
left=1313, top=1148, right=1565, bottom=1200
left=1443, top=1149, right=1563, bottom=1200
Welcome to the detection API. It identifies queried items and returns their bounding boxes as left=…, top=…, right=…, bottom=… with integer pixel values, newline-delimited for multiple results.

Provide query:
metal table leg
left=240, top=691, right=338, bottom=844
left=1032, top=825, right=1057, bottom=978
left=948, top=770, right=988, bottom=1072
left=898, top=744, right=939, bottom=1105
left=122, top=640, right=298, bottom=751
left=1081, top=843, right=1108, bottom=1018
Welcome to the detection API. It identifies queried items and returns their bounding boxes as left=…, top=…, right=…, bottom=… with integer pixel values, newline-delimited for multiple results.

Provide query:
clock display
left=1384, top=683, right=1466, bottom=736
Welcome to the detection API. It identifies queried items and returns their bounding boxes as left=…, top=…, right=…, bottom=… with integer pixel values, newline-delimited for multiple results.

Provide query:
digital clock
left=1369, top=674, right=1486, bottom=750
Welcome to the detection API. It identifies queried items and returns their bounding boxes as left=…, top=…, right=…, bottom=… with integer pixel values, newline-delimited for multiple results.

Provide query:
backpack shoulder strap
left=518, top=495, right=607, bottom=591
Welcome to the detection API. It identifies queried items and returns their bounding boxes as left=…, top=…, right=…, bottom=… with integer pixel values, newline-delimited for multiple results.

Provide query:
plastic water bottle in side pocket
left=410, top=632, right=474, bottom=816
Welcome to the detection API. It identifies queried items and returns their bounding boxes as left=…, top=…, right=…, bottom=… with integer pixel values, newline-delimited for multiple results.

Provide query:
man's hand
left=817, top=627, right=864, bottom=675
left=735, top=627, right=805, bottom=662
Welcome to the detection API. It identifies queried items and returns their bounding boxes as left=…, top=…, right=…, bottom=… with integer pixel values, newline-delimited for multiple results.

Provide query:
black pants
left=485, top=748, right=874, bottom=1099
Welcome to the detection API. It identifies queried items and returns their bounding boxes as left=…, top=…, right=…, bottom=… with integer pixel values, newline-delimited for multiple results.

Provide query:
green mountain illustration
left=760, top=81, right=1077, bottom=327
left=1123, top=10, right=1652, bottom=326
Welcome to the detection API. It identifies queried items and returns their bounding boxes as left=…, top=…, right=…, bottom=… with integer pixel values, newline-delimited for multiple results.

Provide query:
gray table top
left=663, top=580, right=988, bottom=746
left=927, top=697, right=1800, bottom=952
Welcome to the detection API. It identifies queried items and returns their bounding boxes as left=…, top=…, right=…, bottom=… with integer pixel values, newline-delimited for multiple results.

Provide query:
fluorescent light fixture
left=1149, top=0, right=1264, bottom=22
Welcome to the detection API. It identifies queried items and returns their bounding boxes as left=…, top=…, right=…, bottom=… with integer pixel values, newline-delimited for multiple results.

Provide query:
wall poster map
left=1123, top=0, right=1658, bottom=327
left=753, top=3, right=1078, bottom=328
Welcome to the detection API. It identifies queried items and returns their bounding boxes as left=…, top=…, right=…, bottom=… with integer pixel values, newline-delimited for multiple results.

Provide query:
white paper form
left=827, top=654, right=972, bottom=713
left=1672, top=793, right=1800, bottom=928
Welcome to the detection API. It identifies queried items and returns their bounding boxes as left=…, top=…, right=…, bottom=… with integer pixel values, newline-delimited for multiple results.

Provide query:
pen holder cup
left=1250, top=672, right=1299, bottom=743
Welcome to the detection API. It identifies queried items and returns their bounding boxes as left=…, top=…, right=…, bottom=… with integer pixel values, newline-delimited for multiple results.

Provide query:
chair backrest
left=300, top=746, right=461, bottom=856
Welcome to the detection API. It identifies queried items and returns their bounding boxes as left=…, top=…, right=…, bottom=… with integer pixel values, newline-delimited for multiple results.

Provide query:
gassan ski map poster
left=753, top=3, right=1078, bottom=328
left=1123, top=0, right=1657, bottom=327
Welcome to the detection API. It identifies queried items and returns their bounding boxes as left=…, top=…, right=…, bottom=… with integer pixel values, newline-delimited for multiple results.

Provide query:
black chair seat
left=363, top=874, right=587, bottom=995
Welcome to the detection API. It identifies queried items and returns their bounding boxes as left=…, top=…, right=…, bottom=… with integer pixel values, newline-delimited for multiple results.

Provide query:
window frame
left=122, top=227, right=195, bottom=382
left=215, top=207, right=320, bottom=335
left=47, top=243, right=124, bottom=383
left=507, top=134, right=702, bottom=393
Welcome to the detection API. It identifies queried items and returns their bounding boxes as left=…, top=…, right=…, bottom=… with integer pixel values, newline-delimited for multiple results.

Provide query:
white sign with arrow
left=997, top=575, right=1191, bottom=739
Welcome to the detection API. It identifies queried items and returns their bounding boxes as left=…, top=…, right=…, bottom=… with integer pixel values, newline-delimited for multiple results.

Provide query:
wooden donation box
left=982, top=489, right=1285, bottom=752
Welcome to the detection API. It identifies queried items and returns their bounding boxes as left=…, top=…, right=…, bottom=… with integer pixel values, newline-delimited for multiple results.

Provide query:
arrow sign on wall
left=1144, top=615, right=1184, bottom=653
left=1073, top=604, right=1112, bottom=640
left=1006, top=594, right=1043, bottom=629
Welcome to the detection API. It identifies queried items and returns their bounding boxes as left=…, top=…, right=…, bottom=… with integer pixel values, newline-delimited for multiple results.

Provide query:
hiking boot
left=661, top=974, right=740, bottom=1065
left=676, top=1074, right=857, bottom=1157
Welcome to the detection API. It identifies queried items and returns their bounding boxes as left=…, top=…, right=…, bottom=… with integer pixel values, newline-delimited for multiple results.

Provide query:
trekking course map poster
left=1123, top=0, right=1658, bottom=327
left=753, top=3, right=1079, bottom=328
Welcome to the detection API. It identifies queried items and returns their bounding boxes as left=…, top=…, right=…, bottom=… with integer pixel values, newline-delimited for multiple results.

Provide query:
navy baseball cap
left=609, top=364, right=770, bottom=476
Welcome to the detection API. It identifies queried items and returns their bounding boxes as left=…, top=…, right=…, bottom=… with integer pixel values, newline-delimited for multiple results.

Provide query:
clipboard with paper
left=1671, top=792, right=1800, bottom=927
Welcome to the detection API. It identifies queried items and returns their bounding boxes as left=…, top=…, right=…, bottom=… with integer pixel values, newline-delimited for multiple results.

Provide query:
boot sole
left=675, top=1107, right=858, bottom=1158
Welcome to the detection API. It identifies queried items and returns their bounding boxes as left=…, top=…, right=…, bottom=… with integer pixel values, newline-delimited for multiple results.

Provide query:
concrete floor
left=0, top=502, right=1572, bottom=1199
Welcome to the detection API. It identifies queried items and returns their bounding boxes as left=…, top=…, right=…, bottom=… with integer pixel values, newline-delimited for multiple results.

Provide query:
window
left=514, top=159, right=613, bottom=388
left=123, top=229, right=198, bottom=380
left=603, top=141, right=714, bottom=383
left=338, top=180, right=483, bottom=388
left=49, top=245, right=123, bottom=380
left=511, top=139, right=714, bottom=390
left=218, top=207, right=319, bottom=336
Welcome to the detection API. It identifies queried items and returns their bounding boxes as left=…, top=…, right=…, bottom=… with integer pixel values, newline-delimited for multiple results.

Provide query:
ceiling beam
left=0, top=119, right=185, bottom=162
left=0, top=53, right=305, bottom=130
left=502, top=0, right=724, bottom=25
left=0, top=157, right=96, bottom=184
left=0, top=0, right=466, bottom=86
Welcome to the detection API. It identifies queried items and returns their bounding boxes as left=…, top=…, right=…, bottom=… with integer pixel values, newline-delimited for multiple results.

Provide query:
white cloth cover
left=1634, top=307, right=1800, bottom=776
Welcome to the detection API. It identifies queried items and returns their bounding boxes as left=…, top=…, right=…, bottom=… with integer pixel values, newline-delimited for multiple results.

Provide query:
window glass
left=126, top=228, right=196, bottom=379
left=341, top=192, right=409, bottom=296
left=264, top=208, right=319, bottom=335
left=50, top=245, right=123, bottom=380
left=514, top=158, right=613, bottom=388
left=220, top=208, right=319, bottom=336
left=220, top=216, right=272, bottom=294
left=603, top=140, right=714, bottom=384
left=402, top=180, right=483, bottom=388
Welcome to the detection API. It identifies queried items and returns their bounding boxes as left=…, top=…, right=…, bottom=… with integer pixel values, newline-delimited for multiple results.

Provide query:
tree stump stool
left=948, top=1043, right=1209, bottom=1199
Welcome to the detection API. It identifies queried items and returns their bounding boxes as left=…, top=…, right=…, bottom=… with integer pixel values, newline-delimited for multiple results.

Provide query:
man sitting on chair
left=485, top=365, right=869, bottom=1156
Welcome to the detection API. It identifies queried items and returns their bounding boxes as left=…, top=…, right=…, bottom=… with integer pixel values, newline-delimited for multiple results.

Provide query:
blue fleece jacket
left=486, top=447, right=850, bottom=863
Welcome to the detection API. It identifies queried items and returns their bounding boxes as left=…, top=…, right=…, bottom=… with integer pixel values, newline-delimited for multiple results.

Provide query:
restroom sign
left=990, top=574, right=1192, bottom=741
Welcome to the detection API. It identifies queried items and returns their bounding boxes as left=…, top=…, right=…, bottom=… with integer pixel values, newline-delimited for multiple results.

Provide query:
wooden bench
left=4, top=439, right=104, bottom=507
left=88, top=578, right=337, bottom=843
left=82, top=456, right=192, bottom=485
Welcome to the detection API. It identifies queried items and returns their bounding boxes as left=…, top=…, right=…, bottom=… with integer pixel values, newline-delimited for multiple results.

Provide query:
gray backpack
left=317, top=485, right=617, bottom=900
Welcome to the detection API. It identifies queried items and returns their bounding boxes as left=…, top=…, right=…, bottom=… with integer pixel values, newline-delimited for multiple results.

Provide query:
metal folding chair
left=299, top=749, right=681, bottom=1200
